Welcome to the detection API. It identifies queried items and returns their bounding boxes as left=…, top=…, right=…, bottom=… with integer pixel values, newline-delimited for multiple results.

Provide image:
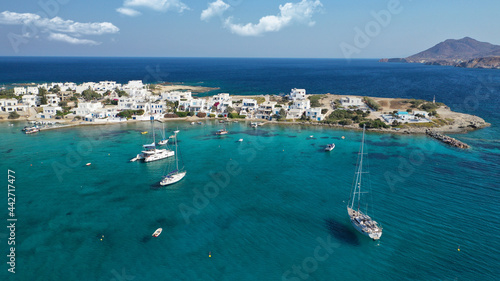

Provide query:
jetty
left=426, top=130, right=470, bottom=149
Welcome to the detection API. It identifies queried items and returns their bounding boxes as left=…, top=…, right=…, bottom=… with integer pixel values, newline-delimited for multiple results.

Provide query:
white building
left=290, top=99, right=311, bottom=111
left=286, top=109, right=304, bottom=119
left=123, top=80, right=144, bottom=90
left=240, top=99, right=258, bottom=116
left=74, top=102, right=103, bottom=116
left=255, top=101, right=277, bottom=120
left=0, top=99, right=26, bottom=112
left=27, top=86, right=39, bottom=95
left=40, top=106, right=62, bottom=118
left=340, top=97, right=364, bottom=107
left=289, top=88, right=306, bottom=100
left=306, top=108, right=325, bottom=121
left=46, top=94, right=61, bottom=105
left=161, top=91, right=193, bottom=103
left=14, top=87, right=26, bottom=96
left=210, top=93, right=232, bottom=113
left=22, top=95, right=40, bottom=107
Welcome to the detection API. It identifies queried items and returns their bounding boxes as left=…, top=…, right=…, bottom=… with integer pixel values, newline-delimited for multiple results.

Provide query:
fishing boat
left=152, top=228, right=162, bottom=237
left=216, top=122, right=228, bottom=135
left=325, top=144, right=335, bottom=151
left=141, top=131, right=148, bottom=135
left=24, top=126, right=40, bottom=134
left=160, top=130, right=186, bottom=186
left=347, top=125, right=382, bottom=240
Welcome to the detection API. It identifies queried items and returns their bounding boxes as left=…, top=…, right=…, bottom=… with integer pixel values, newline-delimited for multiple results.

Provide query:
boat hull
left=347, top=207, right=382, bottom=240
left=160, top=171, right=186, bottom=186
left=143, top=149, right=175, bottom=162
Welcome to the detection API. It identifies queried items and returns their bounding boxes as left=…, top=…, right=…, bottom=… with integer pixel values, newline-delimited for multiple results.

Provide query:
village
left=0, top=80, right=444, bottom=129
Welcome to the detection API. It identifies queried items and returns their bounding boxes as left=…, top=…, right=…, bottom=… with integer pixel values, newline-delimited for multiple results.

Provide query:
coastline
left=3, top=113, right=490, bottom=136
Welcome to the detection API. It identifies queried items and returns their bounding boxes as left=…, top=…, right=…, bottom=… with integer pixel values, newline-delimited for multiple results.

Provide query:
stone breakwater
left=426, top=130, right=470, bottom=149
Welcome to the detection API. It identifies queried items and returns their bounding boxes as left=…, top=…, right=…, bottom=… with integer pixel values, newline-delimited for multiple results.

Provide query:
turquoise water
left=1, top=119, right=499, bottom=280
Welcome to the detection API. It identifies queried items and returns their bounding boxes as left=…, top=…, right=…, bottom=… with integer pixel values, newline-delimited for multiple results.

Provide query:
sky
left=0, top=0, right=499, bottom=58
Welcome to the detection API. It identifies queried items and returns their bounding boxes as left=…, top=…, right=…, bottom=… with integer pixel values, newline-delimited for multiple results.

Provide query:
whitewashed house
left=239, top=99, right=258, bottom=117
left=286, top=109, right=304, bottom=119
left=14, top=87, right=26, bottom=96
left=161, top=91, right=193, bottom=103
left=74, top=102, right=104, bottom=116
left=210, top=93, right=232, bottom=114
left=46, top=94, right=61, bottom=105
left=22, top=95, right=40, bottom=107
left=340, top=97, right=364, bottom=107
left=40, top=106, right=62, bottom=118
left=306, top=108, right=324, bottom=121
left=27, top=86, right=39, bottom=95
left=0, top=99, right=26, bottom=112
left=290, top=99, right=311, bottom=111
left=289, top=88, right=307, bottom=100
left=255, top=101, right=277, bottom=120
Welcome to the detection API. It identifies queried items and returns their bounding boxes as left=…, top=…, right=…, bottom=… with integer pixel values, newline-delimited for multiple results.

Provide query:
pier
left=426, top=130, right=470, bottom=149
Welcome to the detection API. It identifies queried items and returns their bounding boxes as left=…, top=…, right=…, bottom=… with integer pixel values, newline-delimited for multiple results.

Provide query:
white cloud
left=0, top=11, right=118, bottom=46
left=116, top=7, right=142, bottom=17
left=48, top=33, right=100, bottom=45
left=201, top=0, right=230, bottom=22
left=117, top=0, right=189, bottom=16
left=0, top=11, right=119, bottom=35
left=224, top=0, right=322, bottom=36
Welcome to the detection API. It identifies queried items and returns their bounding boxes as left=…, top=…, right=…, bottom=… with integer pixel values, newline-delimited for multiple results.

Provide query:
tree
left=278, top=108, right=287, bottom=121
left=59, top=101, right=67, bottom=107
left=82, top=88, right=102, bottom=101
left=50, top=85, right=60, bottom=93
left=226, top=106, right=234, bottom=113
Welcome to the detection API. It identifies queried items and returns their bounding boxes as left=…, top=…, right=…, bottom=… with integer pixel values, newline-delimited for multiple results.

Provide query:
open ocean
left=1, top=57, right=499, bottom=281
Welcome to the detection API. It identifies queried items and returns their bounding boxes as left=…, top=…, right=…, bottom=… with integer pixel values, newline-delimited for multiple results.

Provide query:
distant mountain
left=380, top=37, right=500, bottom=69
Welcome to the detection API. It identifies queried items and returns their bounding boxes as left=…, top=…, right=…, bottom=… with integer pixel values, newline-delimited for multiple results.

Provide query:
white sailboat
left=130, top=119, right=174, bottom=162
left=160, top=130, right=186, bottom=186
left=158, top=123, right=168, bottom=145
left=347, top=125, right=382, bottom=240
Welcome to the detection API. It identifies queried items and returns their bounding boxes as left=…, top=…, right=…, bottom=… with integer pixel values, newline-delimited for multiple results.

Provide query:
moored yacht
left=347, top=125, right=382, bottom=240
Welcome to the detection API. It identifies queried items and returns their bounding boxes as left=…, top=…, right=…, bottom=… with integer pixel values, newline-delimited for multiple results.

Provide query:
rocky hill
left=380, top=37, right=500, bottom=69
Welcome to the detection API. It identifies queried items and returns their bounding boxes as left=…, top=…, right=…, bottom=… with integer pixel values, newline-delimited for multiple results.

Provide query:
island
left=380, top=37, right=500, bottom=69
left=0, top=81, right=490, bottom=148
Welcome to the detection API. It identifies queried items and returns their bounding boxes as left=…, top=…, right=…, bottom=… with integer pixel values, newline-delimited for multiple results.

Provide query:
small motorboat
left=237, top=139, right=243, bottom=142
left=86, top=163, right=92, bottom=166
left=152, top=228, right=162, bottom=237
left=216, top=129, right=228, bottom=135
left=141, top=131, right=148, bottom=135
left=197, top=122, right=202, bottom=125
left=158, top=139, right=168, bottom=145
left=325, top=144, right=335, bottom=151
left=190, top=122, right=195, bottom=125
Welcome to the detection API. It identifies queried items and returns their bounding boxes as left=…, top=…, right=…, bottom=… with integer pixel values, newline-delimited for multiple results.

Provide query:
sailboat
left=347, top=125, right=382, bottom=240
left=130, top=118, right=174, bottom=162
left=158, top=122, right=168, bottom=145
left=216, top=122, right=228, bottom=135
left=160, top=130, right=186, bottom=186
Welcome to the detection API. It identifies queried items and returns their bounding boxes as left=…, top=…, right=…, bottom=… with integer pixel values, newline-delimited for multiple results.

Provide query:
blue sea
left=1, top=58, right=499, bottom=281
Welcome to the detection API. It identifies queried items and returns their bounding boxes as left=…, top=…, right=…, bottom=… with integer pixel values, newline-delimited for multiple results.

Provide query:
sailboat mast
left=175, top=130, right=179, bottom=171
left=357, top=125, right=366, bottom=211
left=152, top=119, right=155, bottom=145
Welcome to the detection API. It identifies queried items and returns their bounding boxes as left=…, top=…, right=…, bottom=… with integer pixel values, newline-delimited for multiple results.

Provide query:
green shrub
left=363, top=97, right=380, bottom=111
left=175, top=111, right=188, bottom=117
